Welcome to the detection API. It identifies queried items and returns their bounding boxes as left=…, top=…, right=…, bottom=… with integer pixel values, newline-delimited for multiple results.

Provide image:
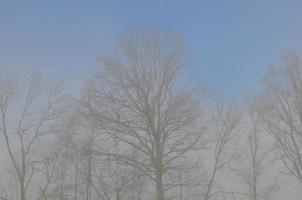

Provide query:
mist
left=1, top=1, right=302, bottom=200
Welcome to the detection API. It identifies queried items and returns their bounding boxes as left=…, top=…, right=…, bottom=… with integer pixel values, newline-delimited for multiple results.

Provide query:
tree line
left=0, top=30, right=301, bottom=200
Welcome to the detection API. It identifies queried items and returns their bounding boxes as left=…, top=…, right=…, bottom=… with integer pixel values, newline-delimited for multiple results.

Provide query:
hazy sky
left=1, top=0, right=302, bottom=99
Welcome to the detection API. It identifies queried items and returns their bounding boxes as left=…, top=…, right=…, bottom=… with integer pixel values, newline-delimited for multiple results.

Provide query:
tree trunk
left=20, top=177, right=26, bottom=200
left=204, top=156, right=219, bottom=200
left=155, top=170, right=164, bottom=200
left=86, top=151, right=92, bottom=200
left=21, top=143, right=26, bottom=200
left=74, top=158, right=79, bottom=200
left=155, top=139, right=164, bottom=200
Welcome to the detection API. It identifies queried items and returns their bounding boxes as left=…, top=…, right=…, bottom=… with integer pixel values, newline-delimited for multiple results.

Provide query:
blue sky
left=0, top=1, right=301, bottom=100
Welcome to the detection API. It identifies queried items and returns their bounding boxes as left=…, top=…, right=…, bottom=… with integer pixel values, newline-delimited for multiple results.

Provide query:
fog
left=1, top=1, right=302, bottom=200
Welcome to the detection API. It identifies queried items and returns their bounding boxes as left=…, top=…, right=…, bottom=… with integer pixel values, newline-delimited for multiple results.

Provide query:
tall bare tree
left=36, top=148, right=61, bottom=200
left=0, top=75, right=66, bottom=200
left=232, top=109, right=277, bottom=200
left=81, top=30, right=205, bottom=200
left=257, top=53, right=302, bottom=184
left=47, top=110, right=85, bottom=200
left=203, top=102, right=241, bottom=200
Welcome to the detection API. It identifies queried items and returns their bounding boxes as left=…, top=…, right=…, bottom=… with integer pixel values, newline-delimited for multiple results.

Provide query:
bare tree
left=80, top=129, right=96, bottom=200
left=81, top=30, right=205, bottom=200
left=48, top=110, right=83, bottom=200
left=36, top=149, right=61, bottom=200
left=92, top=157, right=143, bottom=200
left=203, top=102, right=241, bottom=200
left=165, top=155, right=205, bottom=200
left=231, top=109, right=277, bottom=200
left=257, top=53, right=302, bottom=184
left=0, top=75, right=66, bottom=200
